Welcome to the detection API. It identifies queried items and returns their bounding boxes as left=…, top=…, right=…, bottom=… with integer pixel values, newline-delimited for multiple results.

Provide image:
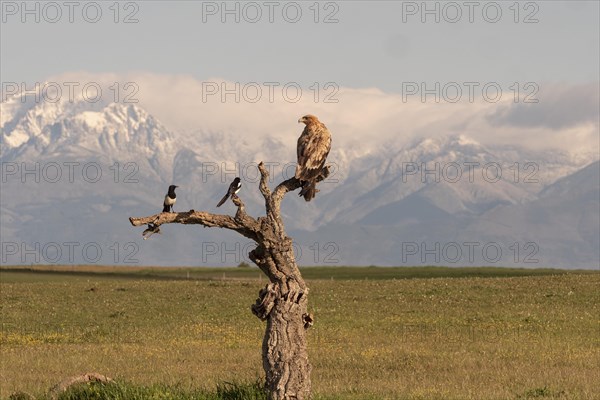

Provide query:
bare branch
left=130, top=209, right=260, bottom=241
left=272, top=165, right=331, bottom=206
left=272, top=177, right=302, bottom=204
left=258, top=162, right=272, bottom=201
left=232, top=195, right=257, bottom=227
left=130, top=193, right=262, bottom=241
left=129, top=210, right=237, bottom=229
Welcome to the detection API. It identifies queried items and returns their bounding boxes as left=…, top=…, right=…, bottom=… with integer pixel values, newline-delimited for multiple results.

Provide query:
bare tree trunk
left=129, top=162, right=328, bottom=400
left=262, top=287, right=312, bottom=398
left=251, top=244, right=312, bottom=398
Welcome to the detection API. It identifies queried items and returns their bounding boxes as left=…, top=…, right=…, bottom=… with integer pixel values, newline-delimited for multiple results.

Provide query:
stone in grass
left=49, top=372, right=114, bottom=400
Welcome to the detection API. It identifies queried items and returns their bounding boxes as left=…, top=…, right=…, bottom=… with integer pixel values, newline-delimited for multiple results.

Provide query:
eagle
left=295, top=115, right=332, bottom=201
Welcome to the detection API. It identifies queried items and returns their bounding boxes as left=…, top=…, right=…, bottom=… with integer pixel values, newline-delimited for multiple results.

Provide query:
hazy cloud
left=486, top=83, right=599, bottom=130
left=10, top=72, right=599, bottom=158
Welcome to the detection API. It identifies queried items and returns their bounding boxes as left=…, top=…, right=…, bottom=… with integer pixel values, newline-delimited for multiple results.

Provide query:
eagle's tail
left=299, top=181, right=318, bottom=202
left=216, top=194, right=229, bottom=207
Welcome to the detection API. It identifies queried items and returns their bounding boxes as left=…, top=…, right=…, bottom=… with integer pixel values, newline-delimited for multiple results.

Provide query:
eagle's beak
left=298, top=118, right=303, bottom=123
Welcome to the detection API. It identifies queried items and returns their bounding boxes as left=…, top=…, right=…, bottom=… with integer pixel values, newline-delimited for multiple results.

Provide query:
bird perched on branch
left=162, top=185, right=178, bottom=212
left=295, top=115, right=332, bottom=201
left=217, top=177, right=242, bottom=207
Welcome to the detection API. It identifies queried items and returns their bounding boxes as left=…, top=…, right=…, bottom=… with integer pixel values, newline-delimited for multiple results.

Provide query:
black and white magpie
left=216, top=177, right=241, bottom=207
left=162, top=185, right=178, bottom=212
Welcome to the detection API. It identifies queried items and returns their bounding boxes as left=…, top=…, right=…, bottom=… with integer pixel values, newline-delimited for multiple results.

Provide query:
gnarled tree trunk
left=129, top=162, right=328, bottom=399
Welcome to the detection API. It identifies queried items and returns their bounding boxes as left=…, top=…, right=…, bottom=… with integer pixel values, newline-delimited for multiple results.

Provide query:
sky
left=1, top=0, right=599, bottom=154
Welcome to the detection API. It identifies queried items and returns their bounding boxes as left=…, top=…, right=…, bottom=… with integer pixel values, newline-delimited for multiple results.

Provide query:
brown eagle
left=295, top=115, right=332, bottom=201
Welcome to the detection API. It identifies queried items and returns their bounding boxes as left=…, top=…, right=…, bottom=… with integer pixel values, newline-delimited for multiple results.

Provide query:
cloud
left=20, top=72, right=600, bottom=157
left=486, top=83, right=599, bottom=130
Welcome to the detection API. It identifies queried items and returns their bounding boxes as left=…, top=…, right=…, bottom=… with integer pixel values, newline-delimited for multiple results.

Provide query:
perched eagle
left=295, top=115, right=332, bottom=201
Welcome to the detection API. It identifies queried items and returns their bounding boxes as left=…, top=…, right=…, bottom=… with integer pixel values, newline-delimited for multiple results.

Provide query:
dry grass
left=1, top=268, right=598, bottom=399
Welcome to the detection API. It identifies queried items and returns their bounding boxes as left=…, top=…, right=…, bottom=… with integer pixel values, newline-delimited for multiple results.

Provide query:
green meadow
left=1, top=266, right=598, bottom=399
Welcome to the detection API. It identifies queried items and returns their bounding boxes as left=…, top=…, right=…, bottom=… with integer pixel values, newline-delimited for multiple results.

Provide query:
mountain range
left=1, top=96, right=598, bottom=268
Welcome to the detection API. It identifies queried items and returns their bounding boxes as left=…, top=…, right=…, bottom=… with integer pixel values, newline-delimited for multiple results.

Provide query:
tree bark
left=129, top=162, right=329, bottom=400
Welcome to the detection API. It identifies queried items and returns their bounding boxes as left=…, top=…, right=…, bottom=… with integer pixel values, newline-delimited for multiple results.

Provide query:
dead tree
left=129, top=162, right=329, bottom=399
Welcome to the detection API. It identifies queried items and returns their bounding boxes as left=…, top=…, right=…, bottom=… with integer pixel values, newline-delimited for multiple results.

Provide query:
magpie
left=162, top=185, right=178, bottom=212
left=217, top=177, right=241, bottom=207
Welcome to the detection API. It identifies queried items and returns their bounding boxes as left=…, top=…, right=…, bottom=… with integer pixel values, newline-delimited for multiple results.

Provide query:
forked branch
left=129, top=162, right=329, bottom=249
left=129, top=196, right=260, bottom=241
left=257, top=161, right=331, bottom=233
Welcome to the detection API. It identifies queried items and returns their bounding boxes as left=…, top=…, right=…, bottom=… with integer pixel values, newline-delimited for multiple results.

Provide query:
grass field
left=1, top=266, right=599, bottom=399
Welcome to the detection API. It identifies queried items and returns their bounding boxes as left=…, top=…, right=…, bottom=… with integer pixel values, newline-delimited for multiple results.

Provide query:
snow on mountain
left=2, top=96, right=176, bottom=182
left=1, top=98, right=598, bottom=268
left=329, top=135, right=549, bottom=225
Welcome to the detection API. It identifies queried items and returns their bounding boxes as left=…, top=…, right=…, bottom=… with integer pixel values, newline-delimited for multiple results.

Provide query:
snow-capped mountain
left=1, top=98, right=598, bottom=268
left=2, top=96, right=176, bottom=181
